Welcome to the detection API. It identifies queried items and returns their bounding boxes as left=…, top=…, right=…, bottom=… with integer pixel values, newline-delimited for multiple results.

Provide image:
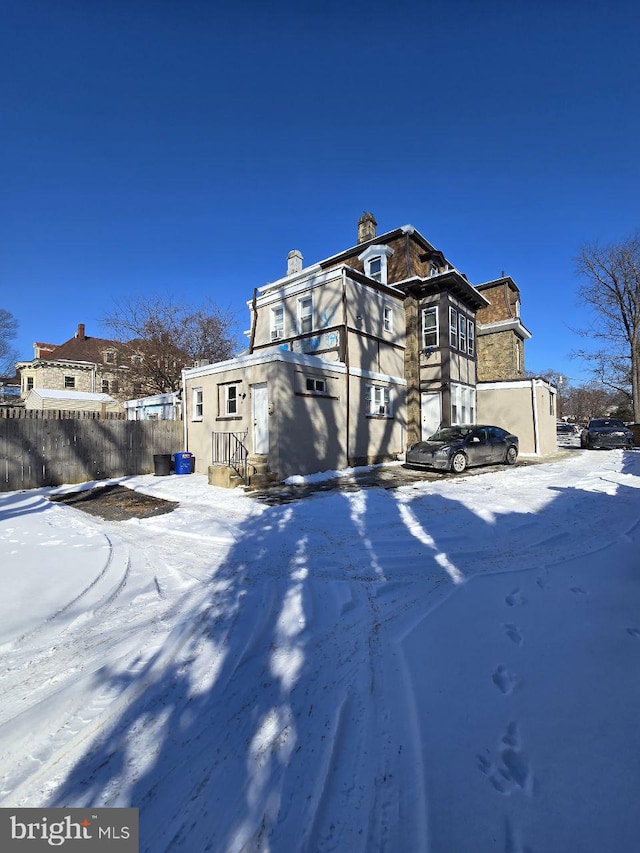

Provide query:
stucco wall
left=476, top=380, right=557, bottom=456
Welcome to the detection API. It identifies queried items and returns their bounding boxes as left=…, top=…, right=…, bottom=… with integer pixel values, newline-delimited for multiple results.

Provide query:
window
left=365, top=384, right=392, bottom=417
left=271, top=305, right=284, bottom=340
left=26, top=377, right=34, bottom=391
left=64, top=375, right=75, bottom=389
left=422, top=306, right=439, bottom=348
left=104, top=351, right=116, bottom=365
left=383, top=304, right=393, bottom=333
left=306, top=377, right=326, bottom=393
left=131, top=354, right=143, bottom=365
left=451, top=384, right=476, bottom=425
left=111, top=379, right=119, bottom=393
left=101, top=379, right=109, bottom=393
left=458, top=313, right=467, bottom=352
left=298, top=295, right=313, bottom=334
left=449, top=307, right=458, bottom=350
left=192, top=387, right=203, bottom=420
left=133, top=383, right=142, bottom=396
left=225, top=384, right=239, bottom=415
left=358, top=244, right=394, bottom=285
left=429, top=261, right=439, bottom=277
left=467, top=320, right=475, bottom=356
left=368, top=256, right=382, bottom=282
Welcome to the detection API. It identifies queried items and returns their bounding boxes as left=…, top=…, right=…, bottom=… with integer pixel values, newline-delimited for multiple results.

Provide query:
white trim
left=477, top=379, right=555, bottom=392
left=358, top=244, right=394, bottom=285
left=476, top=318, right=532, bottom=339
left=349, top=366, right=407, bottom=385
left=183, top=348, right=349, bottom=379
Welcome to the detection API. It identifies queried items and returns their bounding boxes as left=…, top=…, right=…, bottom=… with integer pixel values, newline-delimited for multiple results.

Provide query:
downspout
left=182, top=368, right=188, bottom=452
left=530, top=378, right=540, bottom=456
left=342, top=268, right=351, bottom=467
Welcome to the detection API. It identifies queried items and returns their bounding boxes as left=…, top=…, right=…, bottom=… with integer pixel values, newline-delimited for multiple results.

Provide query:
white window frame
left=306, top=377, right=327, bottom=394
left=271, top=304, right=284, bottom=340
left=298, top=295, right=313, bottom=334
left=383, top=303, right=393, bottom=333
left=358, top=245, right=394, bottom=286
left=365, top=384, right=392, bottom=417
left=467, top=319, right=475, bottom=356
left=429, top=261, right=439, bottom=277
left=449, top=307, right=458, bottom=350
left=422, top=306, right=439, bottom=348
left=192, top=387, right=203, bottom=421
left=225, top=384, right=239, bottom=415
left=458, top=313, right=467, bottom=352
left=104, top=351, right=116, bottom=365
left=451, top=383, right=476, bottom=425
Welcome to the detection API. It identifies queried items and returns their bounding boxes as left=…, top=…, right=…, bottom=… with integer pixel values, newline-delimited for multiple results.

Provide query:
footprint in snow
left=493, top=665, right=519, bottom=695
left=477, top=721, right=533, bottom=797
left=627, top=628, right=640, bottom=638
left=570, top=587, right=588, bottom=596
left=505, top=589, right=526, bottom=607
left=504, top=624, right=523, bottom=645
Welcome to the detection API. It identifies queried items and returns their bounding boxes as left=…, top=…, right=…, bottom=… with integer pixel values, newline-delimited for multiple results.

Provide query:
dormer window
left=429, top=262, right=439, bottom=277
left=104, top=351, right=116, bottom=365
left=358, top=245, right=394, bottom=285
left=369, top=257, right=382, bottom=282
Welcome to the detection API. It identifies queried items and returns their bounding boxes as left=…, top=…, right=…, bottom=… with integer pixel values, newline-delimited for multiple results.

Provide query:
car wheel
left=451, top=452, right=467, bottom=473
left=505, top=445, right=518, bottom=465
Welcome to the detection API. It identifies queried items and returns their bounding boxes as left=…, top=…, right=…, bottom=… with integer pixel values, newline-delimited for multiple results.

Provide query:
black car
left=406, top=425, right=519, bottom=474
left=580, top=418, right=634, bottom=449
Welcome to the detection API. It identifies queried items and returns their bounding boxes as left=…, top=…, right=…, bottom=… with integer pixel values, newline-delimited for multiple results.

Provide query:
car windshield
left=427, top=427, right=473, bottom=442
left=590, top=419, right=625, bottom=429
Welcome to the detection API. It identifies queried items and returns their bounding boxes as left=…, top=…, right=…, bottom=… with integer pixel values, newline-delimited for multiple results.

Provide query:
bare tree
left=0, top=308, right=19, bottom=376
left=563, top=383, right=617, bottom=424
left=574, top=231, right=640, bottom=420
left=103, top=296, right=238, bottom=395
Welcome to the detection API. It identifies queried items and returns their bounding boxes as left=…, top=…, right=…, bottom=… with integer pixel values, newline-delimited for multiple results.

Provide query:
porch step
left=245, top=471, right=280, bottom=491
left=208, top=464, right=245, bottom=489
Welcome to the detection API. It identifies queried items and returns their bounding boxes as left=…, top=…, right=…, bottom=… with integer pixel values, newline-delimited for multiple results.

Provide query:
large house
left=183, top=215, right=556, bottom=485
left=16, top=324, right=141, bottom=403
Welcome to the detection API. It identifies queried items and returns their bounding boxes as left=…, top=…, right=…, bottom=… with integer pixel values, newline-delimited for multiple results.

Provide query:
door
left=421, top=392, right=441, bottom=440
left=252, top=383, right=269, bottom=455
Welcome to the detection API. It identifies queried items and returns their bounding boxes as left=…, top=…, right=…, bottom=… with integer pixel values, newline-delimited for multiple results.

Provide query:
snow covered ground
left=1, top=449, right=640, bottom=852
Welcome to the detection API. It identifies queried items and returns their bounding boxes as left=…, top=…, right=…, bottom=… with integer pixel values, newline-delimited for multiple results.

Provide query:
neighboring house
left=183, top=214, right=556, bottom=486
left=16, top=324, right=145, bottom=402
left=23, top=388, right=123, bottom=415
left=124, top=391, right=182, bottom=421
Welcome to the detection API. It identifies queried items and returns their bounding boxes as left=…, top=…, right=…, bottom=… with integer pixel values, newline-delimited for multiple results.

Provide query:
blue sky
left=2, top=0, right=639, bottom=385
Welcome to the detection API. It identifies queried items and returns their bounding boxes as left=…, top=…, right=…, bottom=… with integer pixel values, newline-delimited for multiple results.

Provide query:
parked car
left=580, top=418, right=634, bottom=449
left=556, top=422, right=578, bottom=435
left=406, top=425, right=519, bottom=473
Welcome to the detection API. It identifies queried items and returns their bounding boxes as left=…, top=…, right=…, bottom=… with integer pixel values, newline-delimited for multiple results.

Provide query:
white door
left=252, top=383, right=269, bottom=455
left=421, top=392, right=441, bottom=440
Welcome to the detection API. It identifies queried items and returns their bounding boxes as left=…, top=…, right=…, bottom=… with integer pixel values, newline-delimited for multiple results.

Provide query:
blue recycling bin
left=173, top=451, right=193, bottom=475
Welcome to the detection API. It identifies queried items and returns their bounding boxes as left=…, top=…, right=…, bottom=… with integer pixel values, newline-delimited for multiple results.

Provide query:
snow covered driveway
left=1, top=450, right=639, bottom=852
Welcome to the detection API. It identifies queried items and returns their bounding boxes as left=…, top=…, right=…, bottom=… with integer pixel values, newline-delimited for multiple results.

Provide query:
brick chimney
left=76, top=323, right=86, bottom=340
left=357, top=212, right=377, bottom=244
left=287, top=250, right=303, bottom=275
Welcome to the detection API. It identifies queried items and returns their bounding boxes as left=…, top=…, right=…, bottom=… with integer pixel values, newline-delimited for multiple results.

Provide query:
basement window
left=306, top=377, right=327, bottom=394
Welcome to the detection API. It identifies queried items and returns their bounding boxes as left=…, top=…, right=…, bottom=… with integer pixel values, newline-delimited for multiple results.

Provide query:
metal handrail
left=212, top=431, right=249, bottom=483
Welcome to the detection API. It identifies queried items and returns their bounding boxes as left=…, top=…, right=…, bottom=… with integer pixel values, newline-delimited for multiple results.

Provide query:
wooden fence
left=0, top=410, right=183, bottom=491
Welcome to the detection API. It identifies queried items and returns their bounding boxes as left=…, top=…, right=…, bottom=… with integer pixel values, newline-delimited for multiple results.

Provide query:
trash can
left=173, top=451, right=193, bottom=475
left=153, top=454, right=172, bottom=476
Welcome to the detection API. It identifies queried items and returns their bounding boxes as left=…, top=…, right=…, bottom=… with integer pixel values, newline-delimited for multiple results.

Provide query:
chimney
left=287, top=249, right=303, bottom=275
left=76, top=323, right=86, bottom=340
left=357, top=212, right=377, bottom=244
